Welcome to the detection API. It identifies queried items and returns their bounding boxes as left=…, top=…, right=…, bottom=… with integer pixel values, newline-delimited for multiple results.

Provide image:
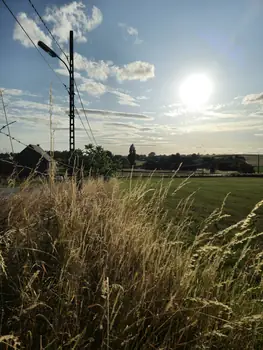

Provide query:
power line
left=74, top=82, right=98, bottom=145
left=0, top=157, right=47, bottom=177
left=26, top=0, right=97, bottom=146
left=27, top=0, right=69, bottom=63
left=0, top=121, right=16, bottom=132
left=2, top=0, right=97, bottom=148
left=1, top=0, right=68, bottom=93
left=0, top=129, right=75, bottom=171
left=74, top=107, right=93, bottom=144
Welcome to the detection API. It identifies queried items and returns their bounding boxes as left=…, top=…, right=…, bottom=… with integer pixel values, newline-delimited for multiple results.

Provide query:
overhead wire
left=26, top=0, right=98, bottom=146
left=2, top=0, right=98, bottom=148
left=74, top=107, right=93, bottom=144
left=0, top=129, right=76, bottom=172
left=27, top=0, right=69, bottom=62
left=74, top=82, right=98, bottom=146
left=0, top=157, right=47, bottom=177
left=1, top=0, right=69, bottom=94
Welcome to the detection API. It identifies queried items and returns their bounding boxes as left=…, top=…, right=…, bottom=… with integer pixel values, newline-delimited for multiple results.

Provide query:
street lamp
left=38, top=41, right=70, bottom=73
left=38, top=31, right=75, bottom=159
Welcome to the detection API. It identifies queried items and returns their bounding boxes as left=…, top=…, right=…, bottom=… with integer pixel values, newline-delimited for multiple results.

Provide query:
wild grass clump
left=1, top=177, right=263, bottom=349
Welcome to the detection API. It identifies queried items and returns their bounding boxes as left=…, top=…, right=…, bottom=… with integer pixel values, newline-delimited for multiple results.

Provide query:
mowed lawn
left=124, top=177, right=263, bottom=229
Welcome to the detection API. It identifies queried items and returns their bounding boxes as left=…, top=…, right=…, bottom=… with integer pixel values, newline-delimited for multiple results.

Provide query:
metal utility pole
left=38, top=31, right=75, bottom=160
left=69, top=30, right=75, bottom=157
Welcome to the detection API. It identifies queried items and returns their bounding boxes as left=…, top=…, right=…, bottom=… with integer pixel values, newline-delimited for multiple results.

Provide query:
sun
left=179, top=74, right=212, bottom=109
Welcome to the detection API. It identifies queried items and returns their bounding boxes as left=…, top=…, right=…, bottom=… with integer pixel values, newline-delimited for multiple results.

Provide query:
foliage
left=143, top=153, right=255, bottom=173
left=127, top=144, right=136, bottom=167
left=0, top=150, right=257, bottom=178
left=1, top=179, right=263, bottom=348
left=82, top=144, right=120, bottom=176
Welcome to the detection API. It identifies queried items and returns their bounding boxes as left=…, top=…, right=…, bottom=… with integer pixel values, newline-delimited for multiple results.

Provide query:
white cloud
left=12, top=100, right=49, bottom=111
left=110, top=91, right=139, bottom=107
left=13, top=13, right=52, bottom=48
left=43, top=2, right=103, bottom=44
left=203, top=111, right=241, bottom=119
left=0, top=88, right=38, bottom=97
left=85, top=6, right=103, bottom=31
left=105, top=122, right=139, bottom=129
left=4, top=87, right=263, bottom=155
left=243, top=93, right=263, bottom=104
left=142, top=111, right=156, bottom=116
left=180, top=118, right=263, bottom=133
left=54, top=68, right=82, bottom=79
left=113, top=61, right=155, bottom=82
left=78, top=79, right=107, bottom=96
left=127, top=26, right=138, bottom=36
left=10, top=100, right=66, bottom=119
left=74, top=53, right=111, bottom=81
left=137, top=96, right=149, bottom=100
left=85, top=60, right=111, bottom=81
left=206, top=103, right=229, bottom=111
left=2, top=109, right=65, bottom=128
left=251, top=111, right=263, bottom=117
left=57, top=52, right=112, bottom=81
left=56, top=52, right=155, bottom=83
left=81, top=108, right=152, bottom=119
left=0, top=88, right=23, bottom=96
left=163, top=109, right=185, bottom=117
left=118, top=22, right=143, bottom=44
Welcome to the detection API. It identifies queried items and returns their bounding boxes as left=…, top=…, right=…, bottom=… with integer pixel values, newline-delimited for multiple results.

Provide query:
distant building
left=15, top=144, right=54, bottom=177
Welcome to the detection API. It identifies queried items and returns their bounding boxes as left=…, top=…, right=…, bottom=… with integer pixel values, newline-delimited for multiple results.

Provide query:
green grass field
left=126, top=177, right=263, bottom=230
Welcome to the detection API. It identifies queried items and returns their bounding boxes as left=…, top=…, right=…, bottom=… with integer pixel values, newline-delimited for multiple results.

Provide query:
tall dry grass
left=0, top=177, right=263, bottom=349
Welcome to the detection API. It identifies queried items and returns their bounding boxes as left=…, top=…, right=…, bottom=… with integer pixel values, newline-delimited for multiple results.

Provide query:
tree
left=83, top=144, right=119, bottom=176
left=128, top=144, right=136, bottom=167
left=114, top=155, right=130, bottom=169
left=148, top=152, right=156, bottom=158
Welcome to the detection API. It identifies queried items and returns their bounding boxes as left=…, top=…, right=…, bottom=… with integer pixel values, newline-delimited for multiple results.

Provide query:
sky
left=1, top=0, right=263, bottom=155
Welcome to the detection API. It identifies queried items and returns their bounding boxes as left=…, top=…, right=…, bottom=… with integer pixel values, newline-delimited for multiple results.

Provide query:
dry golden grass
left=1, top=177, right=263, bottom=349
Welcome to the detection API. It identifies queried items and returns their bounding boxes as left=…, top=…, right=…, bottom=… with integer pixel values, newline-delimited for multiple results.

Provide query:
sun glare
left=179, top=74, right=212, bottom=109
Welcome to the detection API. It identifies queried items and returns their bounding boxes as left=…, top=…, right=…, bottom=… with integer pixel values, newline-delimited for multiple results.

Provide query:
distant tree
left=148, top=152, right=156, bottom=158
left=239, top=162, right=255, bottom=173
left=83, top=144, right=120, bottom=176
left=128, top=144, right=136, bottom=167
left=191, top=153, right=199, bottom=160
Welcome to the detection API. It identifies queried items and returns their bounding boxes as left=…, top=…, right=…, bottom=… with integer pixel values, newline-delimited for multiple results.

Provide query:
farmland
left=124, top=177, right=263, bottom=229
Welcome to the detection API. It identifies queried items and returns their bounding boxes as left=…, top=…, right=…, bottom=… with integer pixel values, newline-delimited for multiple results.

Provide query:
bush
left=1, top=179, right=263, bottom=349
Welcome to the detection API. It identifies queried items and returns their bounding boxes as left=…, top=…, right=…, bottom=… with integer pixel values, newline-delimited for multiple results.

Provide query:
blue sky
left=1, top=0, right=263, bottom=155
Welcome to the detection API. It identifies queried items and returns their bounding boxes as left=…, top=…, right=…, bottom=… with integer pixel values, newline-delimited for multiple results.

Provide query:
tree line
left=0, top=144, right=255, bottom=177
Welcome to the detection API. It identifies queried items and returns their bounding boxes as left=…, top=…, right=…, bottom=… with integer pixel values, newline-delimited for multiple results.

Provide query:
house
left=15, top=144, right=54, bottom=177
